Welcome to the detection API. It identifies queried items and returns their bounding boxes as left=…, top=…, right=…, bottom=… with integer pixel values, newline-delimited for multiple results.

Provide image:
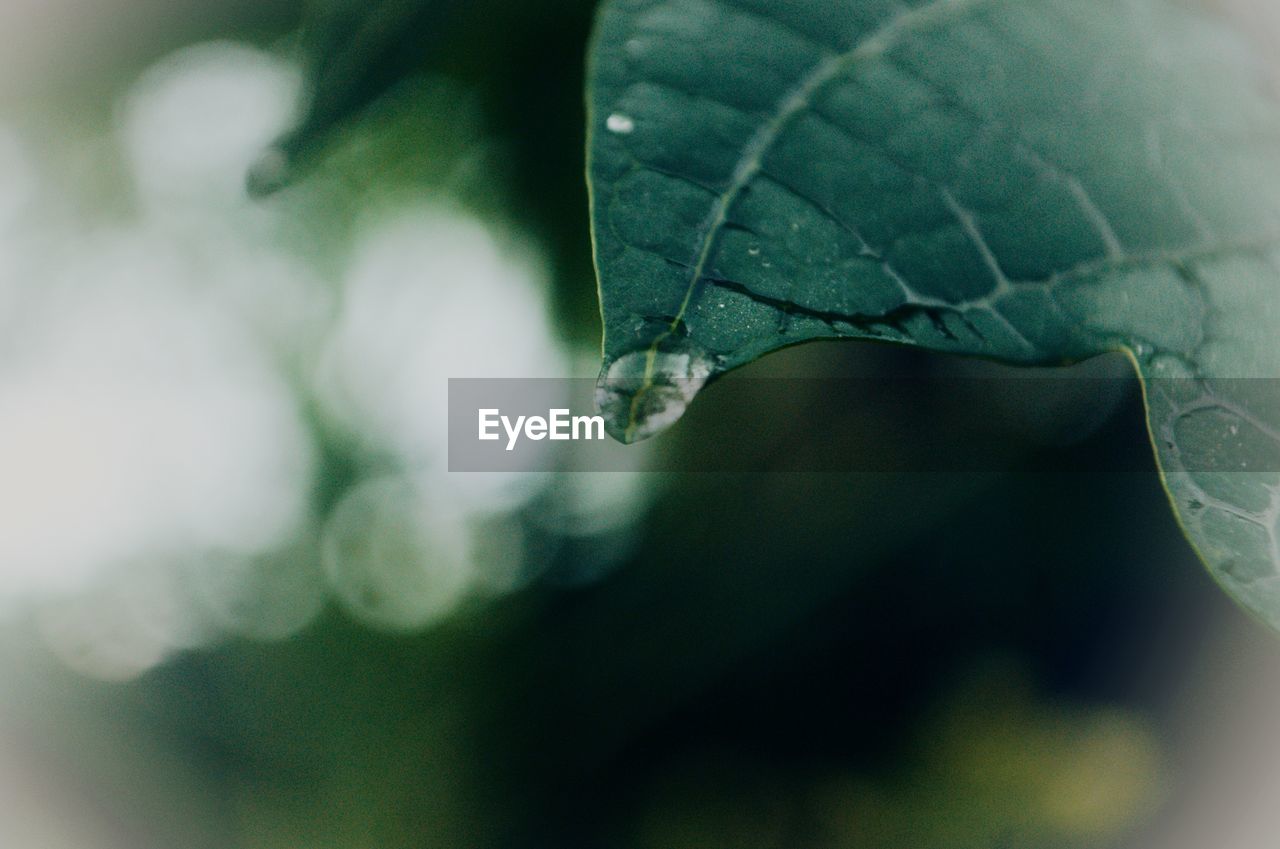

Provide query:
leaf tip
left=245, top=145, right=292, bottom=199
left=595, top=344, right=717, bottom=444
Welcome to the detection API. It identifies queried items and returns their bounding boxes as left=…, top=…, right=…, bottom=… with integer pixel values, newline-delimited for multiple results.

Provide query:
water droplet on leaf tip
left=595, top=344, right=717, bottom=444
left=606, top=113, right=635, bottom=135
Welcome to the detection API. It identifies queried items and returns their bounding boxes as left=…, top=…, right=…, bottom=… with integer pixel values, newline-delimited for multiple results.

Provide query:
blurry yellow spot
left=1037, top=710, right=1164, bottom=837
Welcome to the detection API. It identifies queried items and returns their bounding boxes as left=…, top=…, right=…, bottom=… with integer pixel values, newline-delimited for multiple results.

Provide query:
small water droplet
left=747, top=245, right=761, bottom=256
left=1128, top=340, right=1154, bottom=360
left=606, top=113, right=635, bottom=135
left=1146, top=353, right=1194, bottom=380
left=596, top=343, right=717, bottom=443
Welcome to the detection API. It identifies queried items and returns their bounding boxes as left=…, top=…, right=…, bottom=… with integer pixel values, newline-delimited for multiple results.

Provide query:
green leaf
left=587, top=0, right=1280, bottom=626
left=248, top=0, right=467, bottom=196
left=246, top=0, right=597, bottom=195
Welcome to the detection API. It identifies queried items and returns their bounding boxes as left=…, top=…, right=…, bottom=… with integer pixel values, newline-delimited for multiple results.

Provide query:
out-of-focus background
left=3, top=1, right=1280, bottom=847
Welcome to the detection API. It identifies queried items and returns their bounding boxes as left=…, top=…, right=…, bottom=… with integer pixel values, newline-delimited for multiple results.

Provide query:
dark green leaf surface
left=587, top=0, right=1280, bottom=626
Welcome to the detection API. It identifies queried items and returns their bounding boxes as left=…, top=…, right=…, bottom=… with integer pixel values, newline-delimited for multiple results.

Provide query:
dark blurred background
left=1, top=1, right=1279, bottom=847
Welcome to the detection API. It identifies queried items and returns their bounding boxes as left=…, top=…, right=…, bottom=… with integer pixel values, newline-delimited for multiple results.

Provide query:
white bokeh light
left=0, top=127, right=34, bottom=234
left=118, top=42, right=300, bottom=206
left=190, top=533, right=327, bottom=643
left=0, top=37, right=651, bottom=663
left=0, top=44, right=332, bottom=678
left=0, top=126, right=38, bottom=326
left=315, top=206, right=568, bottom=511
left=322, top=475, right=473, bottom=632
left=34, top=556, right=216, bottom=682
left=0, top=231, right=314, bottom=617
